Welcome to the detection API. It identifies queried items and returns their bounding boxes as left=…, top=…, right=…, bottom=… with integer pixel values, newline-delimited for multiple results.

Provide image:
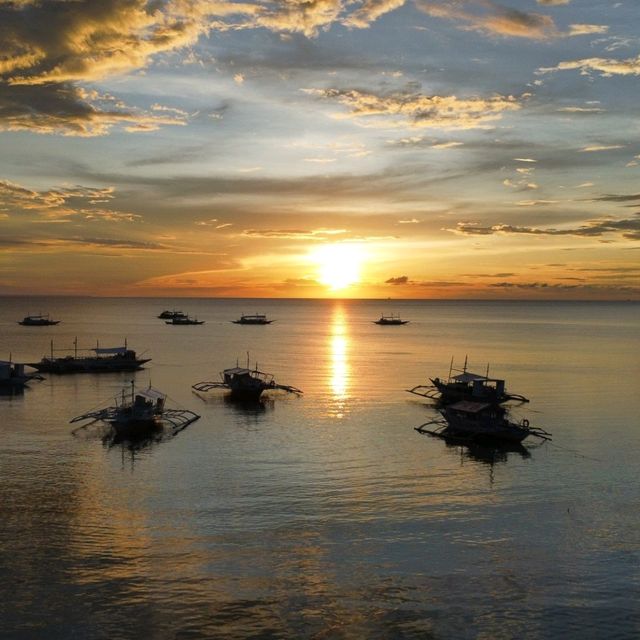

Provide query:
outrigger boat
left=18, top=313, right=60, bottom=326
left=158, top=310, right=187, bottom=320
left=407, top=356, right=528, bottom=405
left=165, top=315, right=204, bottom=325
left=374, top=314, right=409, bottom=325
left=27, top=339, right=150, bottom=374
left=415, top=400, right=551, bottom=444
left=192, top=356, right=302, bottom=401
left=71, top=381, right=200, bottom=439
left=232, top=314, right=273, bottom=325
left=0, top=358, right=43, bottom=391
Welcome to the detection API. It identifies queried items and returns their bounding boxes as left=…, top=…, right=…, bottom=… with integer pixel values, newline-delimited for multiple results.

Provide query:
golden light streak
left=328, top=304, right=350, bottom=418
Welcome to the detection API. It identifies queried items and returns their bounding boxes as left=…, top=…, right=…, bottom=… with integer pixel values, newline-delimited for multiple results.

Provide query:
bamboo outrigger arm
left=406, top=385, right=440, bottom=400
left=504, top=393, right=530, bottom=403
left=273, top=383, right=303, bottom=394
left=192, top=381, right=228, bottom=392
left=161, top=408, right=201, bottom=429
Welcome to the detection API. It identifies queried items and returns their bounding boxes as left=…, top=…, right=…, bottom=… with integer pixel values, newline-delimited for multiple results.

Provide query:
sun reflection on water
left=328, top=304, right=350, bottom=418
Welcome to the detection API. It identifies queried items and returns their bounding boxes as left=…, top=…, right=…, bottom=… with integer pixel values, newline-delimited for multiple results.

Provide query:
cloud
left=488, top=281, right=638, bottom=293
left=432, top=141, right=464, bottom=149
left=557, top=106, right=605, bottom=113
left=385, top=275, right=409, bottom=284
left=0, top=82, right=187, bottom=136
left=450, top=215, right=640, bottom=241
left=537, top=1, right=570, bottom=5
left=539, top=55, right=640, bottom=77
left=0, top=0, right=221, bottom=134
left=579, top=145, right=625, bottom=153
left=416, top=0, right=559, bottom=39
left=241, top=227, right=347, bottom=239
left=305, top=87, right=521, bottom=130
left=516, top=199, right=560, bottom=206
left=592, top=193, right=640, bottom=203
left=343, top=0, right=407, bottom=29
left=0, top=235, right=167, bottom=252
left=0, top=178, right=135, bottom=221
left=567, top=24, right=608, bottom=37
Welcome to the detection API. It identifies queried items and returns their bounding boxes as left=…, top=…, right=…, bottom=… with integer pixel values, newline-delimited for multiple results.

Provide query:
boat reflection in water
left=328, top=305, right=350, bottom=419
left=442, top=436, right=532, bottom=465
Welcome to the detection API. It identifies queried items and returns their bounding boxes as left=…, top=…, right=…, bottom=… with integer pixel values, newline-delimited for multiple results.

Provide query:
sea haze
left=1, top=298, right=639, bottom=639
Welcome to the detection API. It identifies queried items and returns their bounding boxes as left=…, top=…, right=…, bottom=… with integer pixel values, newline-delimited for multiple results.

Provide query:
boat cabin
left=448, top=371, right=506, bottom=398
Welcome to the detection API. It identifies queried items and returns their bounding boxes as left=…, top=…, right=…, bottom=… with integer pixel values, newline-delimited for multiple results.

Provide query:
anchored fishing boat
left=71, top=381, right=200, bottom=438
left=158, top=310, right=187, bottom=319
left=232, top=314, right=273, bottom=325
left=27, top=339, right=150, bottom=374
left=0, top=358, right=42, bottom=390
left=407, top=356, right=528, bottom=405
left=18, top=313, right=60, bottom=326
left=165, top=315, right=204, bottom=325
left=415, top=400, right=550, bottom=444
left=192, top=356, right=302, bottom=401
left=374, top=314, right=409, bottom=325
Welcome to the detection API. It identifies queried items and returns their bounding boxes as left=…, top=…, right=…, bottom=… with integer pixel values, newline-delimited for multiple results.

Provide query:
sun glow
left=313, top=243, right=366, bottom=291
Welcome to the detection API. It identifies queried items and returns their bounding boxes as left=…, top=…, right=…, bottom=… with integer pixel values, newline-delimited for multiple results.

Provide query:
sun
left=312, top=243, right=366, bottom=291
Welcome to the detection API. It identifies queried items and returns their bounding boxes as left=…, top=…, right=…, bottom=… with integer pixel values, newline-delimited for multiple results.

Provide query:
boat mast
left=74, top=337, right=78, bottom=358
left=447, top=356, right=454, bottom=382
left=50, top=340, right=54, bottom=360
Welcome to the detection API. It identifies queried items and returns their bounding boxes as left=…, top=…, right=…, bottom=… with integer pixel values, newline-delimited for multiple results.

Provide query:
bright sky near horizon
left=0, top=0, right=639, bottom=299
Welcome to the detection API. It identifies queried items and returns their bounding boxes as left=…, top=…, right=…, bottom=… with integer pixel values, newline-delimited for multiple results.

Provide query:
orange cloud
left=305, top=87, right=521, bottom=129
left=416, top=0, right=559, bottom=39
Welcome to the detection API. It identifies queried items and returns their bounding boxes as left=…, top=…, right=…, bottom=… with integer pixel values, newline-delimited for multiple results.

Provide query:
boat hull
left=28, top=358, right=150, bottom=374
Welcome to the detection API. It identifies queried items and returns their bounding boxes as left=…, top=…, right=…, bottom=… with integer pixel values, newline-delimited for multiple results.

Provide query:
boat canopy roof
left=224, top=366, right=271, bottom=380
left=224, top=367, right=254, bottom=375
left=138, top=386, right=166, bottom=400
left=93, top=346, right=128, bottom=354
left=452, top=371, right=503, bottom=383
left=449, top=400, right=491, bottom=413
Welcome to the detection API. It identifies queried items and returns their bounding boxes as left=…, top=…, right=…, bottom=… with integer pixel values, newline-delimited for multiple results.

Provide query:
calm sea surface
left=1, top=298, right=639, bottom=639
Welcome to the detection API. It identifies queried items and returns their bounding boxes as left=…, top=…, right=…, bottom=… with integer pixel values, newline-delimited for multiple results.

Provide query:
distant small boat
left=27, top=339, right=150, bottom=374
left=416, top=401, right=550, bottom=444
left=165, top=315, right=204, bottom=325
left=193, top=357, right=301, bottom=401
left=232, top=314, right=273, bottom=325
left=0, top=358, right=42, bottom=390
left=158, top=310, right=187, bottom=320
left=18, top=313, right=60, bottom=326
left=407, top=356, right=529, bottom=405
left=374, top=314, right=408, bottom=325
left=71, top=381, right=200, bottom=439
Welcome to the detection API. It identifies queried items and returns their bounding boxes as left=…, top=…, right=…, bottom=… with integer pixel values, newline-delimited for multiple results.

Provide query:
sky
left=0, top=0, right=639, bottom=299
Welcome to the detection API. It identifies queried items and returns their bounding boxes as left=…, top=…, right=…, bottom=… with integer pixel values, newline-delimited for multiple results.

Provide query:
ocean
left=1, top=297, right=639, bottom=638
